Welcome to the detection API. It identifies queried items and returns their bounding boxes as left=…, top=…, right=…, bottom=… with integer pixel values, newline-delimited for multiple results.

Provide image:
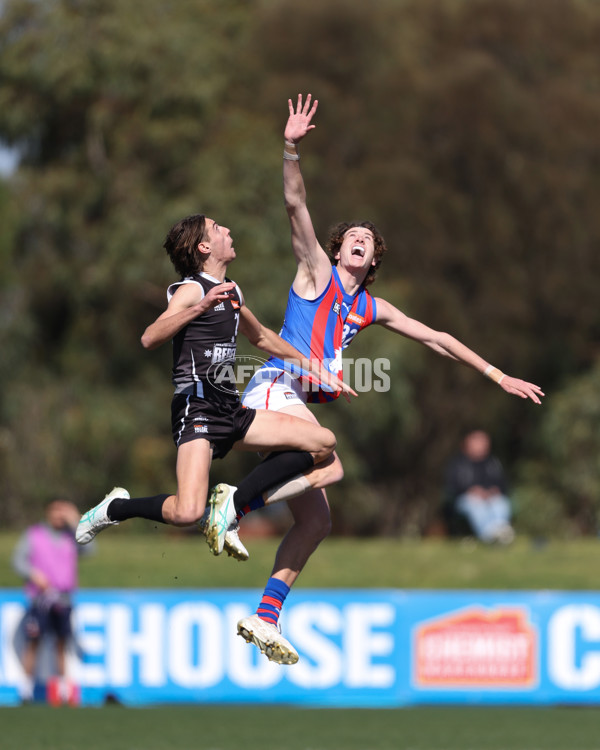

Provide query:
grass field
left=3, top=704, right=600, bottom=750
left=3, top=530, right=600, bottom=590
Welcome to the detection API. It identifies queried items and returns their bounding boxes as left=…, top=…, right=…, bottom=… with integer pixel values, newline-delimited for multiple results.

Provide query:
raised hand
left=285, top=93, right=319, bottom=144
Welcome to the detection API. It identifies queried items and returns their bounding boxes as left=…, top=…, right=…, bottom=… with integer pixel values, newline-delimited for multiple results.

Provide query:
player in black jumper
left=76, top=214, right=354, bottom=571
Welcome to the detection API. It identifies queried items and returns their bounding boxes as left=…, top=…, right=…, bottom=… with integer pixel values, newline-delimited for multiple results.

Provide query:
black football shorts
left=171, top=388, right=256, bottom=459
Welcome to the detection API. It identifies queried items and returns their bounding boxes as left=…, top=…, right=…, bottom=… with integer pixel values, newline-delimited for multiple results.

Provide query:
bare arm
left=283, top=94, right=333, bottom=299
left=374, top=297, right=545, bottom=404
left=140, top=281, right=237, bottom=350
left=12, top=533, right=32, bottom=580
left=239, top=305, right=357, bottom=402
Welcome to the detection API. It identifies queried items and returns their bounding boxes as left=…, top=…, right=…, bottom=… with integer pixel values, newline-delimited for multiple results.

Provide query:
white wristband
left=284, top=140, right=300, bottom=160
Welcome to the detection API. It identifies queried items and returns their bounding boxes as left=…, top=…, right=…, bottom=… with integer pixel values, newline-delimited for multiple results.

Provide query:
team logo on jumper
left=231, top=300, right=240, bottom=310
left=413, top=606, right=538, bottom=688
left=332, top=301, right=341, bottom=315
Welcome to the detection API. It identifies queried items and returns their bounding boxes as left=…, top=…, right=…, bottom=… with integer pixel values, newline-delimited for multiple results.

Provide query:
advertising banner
left=2, top=588, right=600, bottom=706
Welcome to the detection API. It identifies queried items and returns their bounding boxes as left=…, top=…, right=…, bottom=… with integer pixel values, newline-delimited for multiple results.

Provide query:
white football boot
left=198, top=508, right=249, bottom=561
left=237, top=614, right=299, bottom=665
left=205, top=483, right=237, bottom=556
left=76, top=487, right=129, bottom=544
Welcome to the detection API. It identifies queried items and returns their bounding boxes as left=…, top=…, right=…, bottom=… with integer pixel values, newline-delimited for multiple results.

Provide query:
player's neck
left=202, top=258, right=230, bottom=282
left=336, top=264, right=368, bottom=296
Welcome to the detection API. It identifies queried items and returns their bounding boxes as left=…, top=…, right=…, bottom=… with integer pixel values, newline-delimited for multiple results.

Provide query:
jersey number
left=342, top=324, right=359, bottom=348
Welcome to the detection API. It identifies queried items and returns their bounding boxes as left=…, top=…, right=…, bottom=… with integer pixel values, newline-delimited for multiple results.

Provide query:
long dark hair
left=163, top=214, right=207, bottom=278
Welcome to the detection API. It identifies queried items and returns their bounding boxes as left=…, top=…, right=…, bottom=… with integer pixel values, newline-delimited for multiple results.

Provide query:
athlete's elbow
left=141, top=330, right=160, bottom=350
left=284, top=196, right=304, bottom=216
left=428, top=331, right=453, bottom=354
left=438, top=331, right=457, bottom=347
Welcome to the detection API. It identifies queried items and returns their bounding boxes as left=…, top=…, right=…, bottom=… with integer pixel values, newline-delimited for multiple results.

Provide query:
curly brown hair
left=325, top=221, right=387, bottom=287
left=163, top=214, right=207, bottom=278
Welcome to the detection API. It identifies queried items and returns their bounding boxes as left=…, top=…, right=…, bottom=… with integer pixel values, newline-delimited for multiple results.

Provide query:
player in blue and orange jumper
left=219, top=94, right=545, bottom=665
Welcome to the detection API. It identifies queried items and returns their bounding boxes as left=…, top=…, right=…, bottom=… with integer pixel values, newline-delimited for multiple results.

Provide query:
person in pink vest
left=12, top=498, right=91, bottom=703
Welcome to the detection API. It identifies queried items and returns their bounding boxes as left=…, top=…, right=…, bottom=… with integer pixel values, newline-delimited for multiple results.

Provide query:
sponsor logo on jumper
left=332, top=301, right=341, bottom=315
left=284, top=391, right=296, bottom=400
left=413, top=606, right=538, bottom=688
left=211, top=344, right=236, bottom=364
left=347, top=312, right=365, bottom=326
left=213, top=302, right=225, bottom=312
left=194, top=424, right=208, bottom=434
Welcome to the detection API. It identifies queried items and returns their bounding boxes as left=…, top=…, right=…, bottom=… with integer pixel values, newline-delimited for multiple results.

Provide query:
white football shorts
left=242, top=367, right=308, bottom=411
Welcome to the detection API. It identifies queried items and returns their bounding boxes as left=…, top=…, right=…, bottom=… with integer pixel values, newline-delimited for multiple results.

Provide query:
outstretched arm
left=141, top=281, right=237, bottom=350
left=239, top=305, right=357, bottom=402
left=374, top=297, right=545, bottom=404
left=283, top=93, right=333, bottom=299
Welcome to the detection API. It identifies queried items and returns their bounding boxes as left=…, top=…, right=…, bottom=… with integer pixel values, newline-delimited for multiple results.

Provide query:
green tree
left=516, top=359, right=600, bottom=538
left=236, top=0, right=600, bottom=533
left=0, top=0, right=263, bottom=521
left=0, top=0, right=598, bottom=534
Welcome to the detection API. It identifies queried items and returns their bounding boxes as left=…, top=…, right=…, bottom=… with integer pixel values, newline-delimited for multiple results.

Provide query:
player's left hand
left=315, top=365, right=358, bottom=403
left=500, top=376, right=545, bottom=404
left=332, top=376, right=358, bottom=404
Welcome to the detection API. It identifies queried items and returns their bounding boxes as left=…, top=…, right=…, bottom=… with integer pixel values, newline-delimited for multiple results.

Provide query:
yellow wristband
left=484, top=365, right=506, bottom=384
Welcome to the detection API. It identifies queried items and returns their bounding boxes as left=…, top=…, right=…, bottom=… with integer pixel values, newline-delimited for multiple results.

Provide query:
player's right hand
left=202, top=282, right=237, bottom=311
left=285, top=93, right=319, bottom=144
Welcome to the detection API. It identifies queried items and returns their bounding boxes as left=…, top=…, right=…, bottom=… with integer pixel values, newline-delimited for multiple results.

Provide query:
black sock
left=107, top=494, right=170, bottom=523
left=233, top=451, right=314, bottom=512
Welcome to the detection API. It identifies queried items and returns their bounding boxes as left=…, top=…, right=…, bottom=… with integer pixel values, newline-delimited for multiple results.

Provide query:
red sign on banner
left=413, top=606, right=538, bottom=688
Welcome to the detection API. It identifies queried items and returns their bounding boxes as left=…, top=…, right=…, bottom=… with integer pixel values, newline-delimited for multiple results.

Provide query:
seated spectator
left=443, top=429, right=515, bottom=544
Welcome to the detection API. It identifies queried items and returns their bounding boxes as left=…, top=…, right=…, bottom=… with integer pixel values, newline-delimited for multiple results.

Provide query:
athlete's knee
left=292, top=501, right=332, bottom=543
left=169, top=509, right=199, bottom=526
left=168, top=501, right=204, bottom=526
left=310, top=454, right=344, bottom=489
left=326, top=454, right=344, bottom=484
left=305, top=511, right=332, bottom=544
left=312, top=427, right=336, bottom=463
